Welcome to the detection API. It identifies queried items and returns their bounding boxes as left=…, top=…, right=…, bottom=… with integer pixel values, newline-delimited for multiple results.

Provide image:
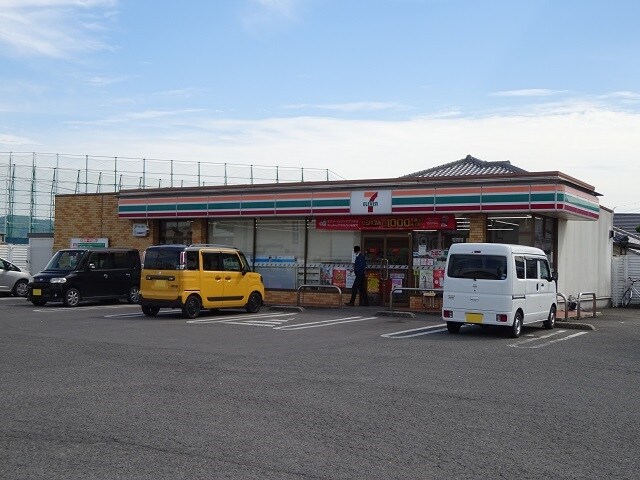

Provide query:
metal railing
left=389, top=287, right=442, bottom=312
left=556, top=292, right=569, bottom=321
left=296, top=284, right=343, bottom=308
left=577, top=292, right=597, bottom=319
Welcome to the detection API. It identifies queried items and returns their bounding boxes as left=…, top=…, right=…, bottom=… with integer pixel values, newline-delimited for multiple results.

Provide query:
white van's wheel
left=182, top=295, right=201, bottom=319
left=509, top=311, right=523, bottom=338
left=447, top=321, right=461, bottom=334
left=543, top=306, right=556, bottom=329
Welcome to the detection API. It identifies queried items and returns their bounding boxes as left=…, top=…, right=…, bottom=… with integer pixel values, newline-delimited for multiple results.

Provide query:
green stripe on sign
left=482, top=193, right=530, bottom=203
left=392, top=197, right=435, bottom=206
left=208, top=202, right=241, bottom=210
left=436, top=195, right=482, bottom=204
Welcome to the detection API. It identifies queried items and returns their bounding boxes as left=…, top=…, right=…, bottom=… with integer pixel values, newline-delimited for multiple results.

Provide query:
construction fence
left=1, top=152, right=342, bottom=240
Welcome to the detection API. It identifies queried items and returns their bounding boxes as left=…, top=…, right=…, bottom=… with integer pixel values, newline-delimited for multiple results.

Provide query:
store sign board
left=350, top=190, right=392, bottom=214
left=316, top=215, right=456, bottom=231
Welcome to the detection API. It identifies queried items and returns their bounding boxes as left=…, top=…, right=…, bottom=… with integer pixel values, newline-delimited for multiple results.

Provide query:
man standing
left=346, top=245, right=368, bottom=306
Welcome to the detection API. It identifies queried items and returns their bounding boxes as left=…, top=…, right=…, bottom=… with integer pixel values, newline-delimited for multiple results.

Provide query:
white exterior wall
left=557, top=208, right=613, bottom=302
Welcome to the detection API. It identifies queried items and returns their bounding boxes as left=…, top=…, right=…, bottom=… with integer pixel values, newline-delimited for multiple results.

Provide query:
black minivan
left=28, top=248, right=141, bottom=307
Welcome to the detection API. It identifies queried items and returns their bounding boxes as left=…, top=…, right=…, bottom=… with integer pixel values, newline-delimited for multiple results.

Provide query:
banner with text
left=315, top=215, right=456, bottom=231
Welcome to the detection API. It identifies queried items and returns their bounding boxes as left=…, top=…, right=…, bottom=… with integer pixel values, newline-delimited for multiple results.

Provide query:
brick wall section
left=191, top=219, right=207, bottom=244
left=54, top=193, right=155, bottom=252
left=468, top=213, right=487, bottom=243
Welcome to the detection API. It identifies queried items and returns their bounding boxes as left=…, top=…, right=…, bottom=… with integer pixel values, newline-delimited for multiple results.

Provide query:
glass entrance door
left=362, top=233, right=412, bottom=306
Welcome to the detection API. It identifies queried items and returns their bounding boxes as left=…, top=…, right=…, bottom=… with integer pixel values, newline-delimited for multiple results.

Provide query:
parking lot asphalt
left=1, top=296, right=639, bottom=479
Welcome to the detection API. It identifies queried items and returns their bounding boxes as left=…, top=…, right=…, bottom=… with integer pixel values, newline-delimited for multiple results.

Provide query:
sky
left=1, top=0, right=639, bottom=212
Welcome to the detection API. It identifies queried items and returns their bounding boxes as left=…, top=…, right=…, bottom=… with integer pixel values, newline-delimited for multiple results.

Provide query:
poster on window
left=332, top=267, right=347, bottom=288
left=433, top=268, right=445, bottom=289
left=320, top=265, right=333, bottom=285
left=390, top=273, right=404, bottom=292
left=366, top=271, right=380, bottom=295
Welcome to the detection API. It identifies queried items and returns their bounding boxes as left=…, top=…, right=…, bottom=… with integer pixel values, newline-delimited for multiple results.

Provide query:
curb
left=268, top=305, right=305, bottom=312
left=555, top=320, right=596, bottom=330
left=376, top=310, right=416, bottom=319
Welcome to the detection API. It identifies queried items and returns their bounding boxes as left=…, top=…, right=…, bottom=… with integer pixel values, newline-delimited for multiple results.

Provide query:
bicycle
left=621, top=277, right=640, bottom=307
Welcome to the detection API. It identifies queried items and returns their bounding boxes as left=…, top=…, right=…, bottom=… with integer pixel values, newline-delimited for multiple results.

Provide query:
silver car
left=0, top=257, right=31, bottom=297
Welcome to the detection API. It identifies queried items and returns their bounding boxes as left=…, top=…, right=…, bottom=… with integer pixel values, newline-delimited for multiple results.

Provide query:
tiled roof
left=400, top=155, right=528, bottom=178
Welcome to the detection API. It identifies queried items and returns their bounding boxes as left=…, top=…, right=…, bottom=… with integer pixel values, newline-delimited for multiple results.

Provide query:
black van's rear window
left=447, top=254, right=507, bottom=280
left=143, top=249, right=181, bottom=270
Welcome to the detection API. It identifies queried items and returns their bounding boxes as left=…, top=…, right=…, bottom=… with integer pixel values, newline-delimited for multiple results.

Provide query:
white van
left=442, top=243, right=557, bottom=338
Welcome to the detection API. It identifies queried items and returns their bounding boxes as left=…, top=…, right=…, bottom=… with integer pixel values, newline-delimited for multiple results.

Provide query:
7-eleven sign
left=350, top=190, right=392, bottom=214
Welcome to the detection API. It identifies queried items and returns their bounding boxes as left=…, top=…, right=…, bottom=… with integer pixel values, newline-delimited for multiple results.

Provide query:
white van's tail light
left=443, top=310, right=453, bottom=318
left=496, top=314, right=508, bottom=322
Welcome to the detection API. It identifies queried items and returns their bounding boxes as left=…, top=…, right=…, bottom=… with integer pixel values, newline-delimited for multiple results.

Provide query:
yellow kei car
left=139, top=244, right=265, bottom=319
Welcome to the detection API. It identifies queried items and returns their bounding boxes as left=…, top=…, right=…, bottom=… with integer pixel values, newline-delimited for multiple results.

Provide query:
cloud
left=491, top=89, right=567, bottom=97
left=65, top=108, right=206, bottom=126
left=4, top=101, right=640, bottom=211
left=0, top=0, right=117, bottom=58
left=0, top=133, right=35, bottom=145
left=283, top=101, right=407, bottom=113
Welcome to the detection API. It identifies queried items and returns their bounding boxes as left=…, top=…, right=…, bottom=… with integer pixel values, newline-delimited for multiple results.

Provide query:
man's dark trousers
left=349, top=272, right=368, bottom=306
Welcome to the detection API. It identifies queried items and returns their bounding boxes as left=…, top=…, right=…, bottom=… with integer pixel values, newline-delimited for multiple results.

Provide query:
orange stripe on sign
left=436, top=187, right=481, bottom=195
left=393, top=189, right=435, bottom=196
left=482, top=185, right=530, bottom=194
left=208, top=195, right=243, bottom=202
left=276, top=193, right=313, bottom=199
left=312, top=191, right=350, bottom=199
left=530, top=185, right=558, bottom=192
left=242, top=194, right=276, bottom=201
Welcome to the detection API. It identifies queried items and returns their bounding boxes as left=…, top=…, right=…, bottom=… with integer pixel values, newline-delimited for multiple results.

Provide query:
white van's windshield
left=447, top=254, right=507, bottom=280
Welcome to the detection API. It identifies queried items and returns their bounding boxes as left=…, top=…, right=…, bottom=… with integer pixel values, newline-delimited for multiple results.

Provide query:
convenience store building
left=54, top=156, right=613, bottom=310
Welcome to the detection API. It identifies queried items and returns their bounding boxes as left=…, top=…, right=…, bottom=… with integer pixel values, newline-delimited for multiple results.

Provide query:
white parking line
left=33, top=304, right=140, bottom=314
left=275, top=316, right=379, bottom=330
left=509, top=330, right=567, bottom=346
left=509, top=330, right=589, bottom=348
left=187, top=312, right=298, bottom=324
left=381, top=324, right=449, bottom=338
left=527, top=331, right=589, bottom=348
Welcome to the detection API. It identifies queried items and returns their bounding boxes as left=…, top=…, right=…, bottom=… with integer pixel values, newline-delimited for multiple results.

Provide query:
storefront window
left=159, top=220, right=192, bottom=245
left=208, top=220, right=254, bottom=261
left=411, top=216, right=469, bottom=291
left=254, top=218, right=306, bottom=289
left=487, top=215, right=533, bottom=245
left=487, top=214, right=556, bottom=267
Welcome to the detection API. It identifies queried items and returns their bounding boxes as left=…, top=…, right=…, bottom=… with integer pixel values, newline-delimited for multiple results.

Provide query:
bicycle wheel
left=621, top=288, right=632, bottom=307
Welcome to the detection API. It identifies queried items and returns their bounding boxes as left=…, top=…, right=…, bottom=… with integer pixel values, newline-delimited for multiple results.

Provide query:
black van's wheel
left=141, top=306, right=160, bottom=317
left=509, top=311, right=523, bottom=338
left=245, top=292, right=262, bottom=313
left=31, top=298, right=47, bottom=307
left=63, top=287, right=81, bottom=307
left=127, top=286, right=140, bottom=304
left=543, top=305, right=556, bottom=329
left=13, top=279, right=29, bottom=297
left=447, top=321, right=461, bottom=334
left=182, top=295, right=201, bottom=319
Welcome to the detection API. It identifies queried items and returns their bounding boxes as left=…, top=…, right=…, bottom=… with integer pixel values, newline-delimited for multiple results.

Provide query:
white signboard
left=132, top=223, right=149, bottom=237
left=70, top=237, right=109, bottom=248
